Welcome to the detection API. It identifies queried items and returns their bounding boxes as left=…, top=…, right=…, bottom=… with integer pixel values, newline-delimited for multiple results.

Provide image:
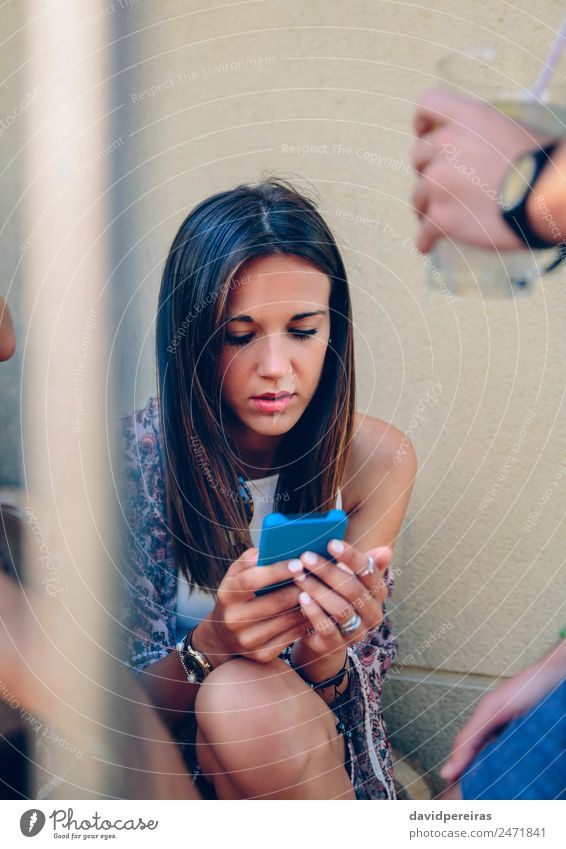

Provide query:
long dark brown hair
left=156, top=179, right=356, bottom=592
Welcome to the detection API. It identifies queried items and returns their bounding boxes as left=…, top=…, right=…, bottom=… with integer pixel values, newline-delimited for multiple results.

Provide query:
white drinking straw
left=530, top=13, right=566, bottom=99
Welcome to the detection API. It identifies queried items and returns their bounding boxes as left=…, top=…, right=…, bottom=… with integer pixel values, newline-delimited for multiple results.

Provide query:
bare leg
left=195, top=657, right=355, bottom=800
left=0, top=572, right=201, bottom=800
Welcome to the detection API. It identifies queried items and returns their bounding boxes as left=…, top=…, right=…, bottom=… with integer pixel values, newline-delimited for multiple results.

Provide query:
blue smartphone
left=255, top=509, right=348, bottom=596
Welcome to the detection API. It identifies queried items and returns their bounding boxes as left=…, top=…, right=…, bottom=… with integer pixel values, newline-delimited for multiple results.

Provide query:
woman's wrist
left=525, top=141, right=566, bottom=244
left=191, top=618, right=232, bottom=670
left=290, top=638, right=348, bottom=686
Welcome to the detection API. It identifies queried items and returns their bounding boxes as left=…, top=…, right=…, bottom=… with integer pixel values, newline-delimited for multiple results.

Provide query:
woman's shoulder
left=341, top=412, right=417, bottom=512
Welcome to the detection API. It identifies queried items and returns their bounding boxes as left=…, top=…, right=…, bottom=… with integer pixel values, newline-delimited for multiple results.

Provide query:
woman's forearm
left=135, top=649, right=200, bottom=732
left=526, top=141, right=566, bottom=244
left=0, top=297, right=16, bottom=361
left=538, top=638, right=566, bottom=681
left=136, top=617, right=234, bottom=731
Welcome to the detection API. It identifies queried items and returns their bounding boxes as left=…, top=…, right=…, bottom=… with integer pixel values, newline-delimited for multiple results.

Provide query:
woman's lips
left=250, top=393, right=295, bottom=413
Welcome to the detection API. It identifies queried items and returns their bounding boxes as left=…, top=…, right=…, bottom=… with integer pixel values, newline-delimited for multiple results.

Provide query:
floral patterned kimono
left=117, top=397, right=397, bottom=799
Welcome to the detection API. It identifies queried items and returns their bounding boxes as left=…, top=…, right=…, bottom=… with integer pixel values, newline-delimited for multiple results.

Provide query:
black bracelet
left=289, top=650, right=350, bottom=694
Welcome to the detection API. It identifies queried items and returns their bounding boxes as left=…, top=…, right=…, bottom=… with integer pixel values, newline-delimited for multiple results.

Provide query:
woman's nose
left=255, top=334, right=291, bottom=379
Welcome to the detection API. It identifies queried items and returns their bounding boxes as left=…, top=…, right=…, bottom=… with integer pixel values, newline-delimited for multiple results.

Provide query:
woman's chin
left=244, top=411, right=299, bottom=435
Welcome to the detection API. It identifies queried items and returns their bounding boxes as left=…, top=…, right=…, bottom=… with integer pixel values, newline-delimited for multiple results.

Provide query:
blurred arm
left=411, top=90, right=561, bottom=252
left=526, top=141, right=566, bottom=243
left=0, top=298, right=16, bottom=361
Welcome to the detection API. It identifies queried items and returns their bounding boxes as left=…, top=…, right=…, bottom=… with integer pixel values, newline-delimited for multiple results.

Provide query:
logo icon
left=20, top=810, right=46, bottom=837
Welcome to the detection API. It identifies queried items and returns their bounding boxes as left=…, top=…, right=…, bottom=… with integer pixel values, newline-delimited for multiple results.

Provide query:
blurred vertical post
left=23, top=0, right=117, bottom=797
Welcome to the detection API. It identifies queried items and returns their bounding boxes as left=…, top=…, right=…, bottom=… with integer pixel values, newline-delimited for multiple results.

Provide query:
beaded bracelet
left=289, top=651, right=351, bottom=704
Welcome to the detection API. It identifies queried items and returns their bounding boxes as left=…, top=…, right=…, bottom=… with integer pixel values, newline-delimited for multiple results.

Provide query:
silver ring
left=338, top=612, right=362, bottom=636
left=360, top=554, right=376, bottom=578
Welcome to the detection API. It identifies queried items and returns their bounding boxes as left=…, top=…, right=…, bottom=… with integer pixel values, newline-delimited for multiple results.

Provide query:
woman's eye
left=225, top=329, right=318, bottom=346
left=226, top=333, right=254, bottom=346
left=291, top=329, right=318, bottom=340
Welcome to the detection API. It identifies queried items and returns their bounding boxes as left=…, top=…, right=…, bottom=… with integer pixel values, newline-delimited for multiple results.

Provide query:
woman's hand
left=290, top=541, right=392, bottom=658
left=193, top=546, right=309, bottom=667
left=411, top=90, right=551, bottom=252
left=0, top=297, right=16, bottom=362
left=440, top=640, right=566, bottom=783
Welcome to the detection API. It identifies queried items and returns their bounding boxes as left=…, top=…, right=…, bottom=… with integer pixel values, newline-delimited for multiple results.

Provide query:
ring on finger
left=337, top=611, right=362, bottom=636
left=360, top=554, right=376, bottom=578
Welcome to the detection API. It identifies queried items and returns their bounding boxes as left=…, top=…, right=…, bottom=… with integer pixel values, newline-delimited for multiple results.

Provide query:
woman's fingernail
left=329, top=539, right=345, bottom=554
left=335, top=560, right=354, bottom=575
left=288, top=559, right=303, bottom=574
left=302, top=551, right=317, bottom=566
left=299, top=592, right=313, bottom=605
left=294, top=572, right=306, bottom=582
left=439, top=764, right=451, bottom=778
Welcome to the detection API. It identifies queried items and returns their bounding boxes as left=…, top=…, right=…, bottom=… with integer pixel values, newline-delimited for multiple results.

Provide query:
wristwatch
left=176, top=626, right=213, bottom=684
left=500, top=143, right=559, bottom=249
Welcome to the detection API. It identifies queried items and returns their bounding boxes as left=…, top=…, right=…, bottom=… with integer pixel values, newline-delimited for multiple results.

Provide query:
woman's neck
left=227, top=424, right=283, bottom=480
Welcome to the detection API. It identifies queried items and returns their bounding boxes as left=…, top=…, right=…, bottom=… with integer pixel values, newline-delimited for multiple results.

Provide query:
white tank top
left=175, top=474, right=343, bottom=638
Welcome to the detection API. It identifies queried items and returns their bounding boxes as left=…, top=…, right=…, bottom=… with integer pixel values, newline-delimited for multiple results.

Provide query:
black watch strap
left=502, top=143, right=559, bottom=250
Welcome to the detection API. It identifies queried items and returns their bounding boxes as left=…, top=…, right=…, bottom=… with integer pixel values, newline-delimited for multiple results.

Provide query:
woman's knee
left=195, top=656, right=336, bottom=753
left=196, top=656, right=302, bottom=729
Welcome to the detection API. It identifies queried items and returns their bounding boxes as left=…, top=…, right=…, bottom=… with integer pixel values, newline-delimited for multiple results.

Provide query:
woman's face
left=218, top=254, right=331, bottom=441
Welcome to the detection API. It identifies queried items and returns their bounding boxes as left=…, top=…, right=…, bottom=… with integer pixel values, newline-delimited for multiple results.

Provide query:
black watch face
left=502, top=152, right=538, bottom=210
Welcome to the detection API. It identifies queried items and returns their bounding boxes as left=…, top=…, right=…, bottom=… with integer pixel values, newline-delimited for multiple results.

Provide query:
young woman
left=118, top=179, right=417, bottom=800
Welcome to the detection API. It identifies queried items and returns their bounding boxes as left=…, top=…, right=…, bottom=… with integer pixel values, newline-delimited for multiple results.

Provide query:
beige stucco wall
left=4, top=0, right=566, bottom=793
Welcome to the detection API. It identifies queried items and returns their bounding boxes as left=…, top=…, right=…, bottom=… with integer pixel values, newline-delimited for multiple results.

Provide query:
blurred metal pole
left=23, top=0, right=116, bottom=798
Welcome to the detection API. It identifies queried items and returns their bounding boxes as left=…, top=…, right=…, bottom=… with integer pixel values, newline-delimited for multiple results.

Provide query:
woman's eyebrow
left=226, top=309, right=327, bottom=323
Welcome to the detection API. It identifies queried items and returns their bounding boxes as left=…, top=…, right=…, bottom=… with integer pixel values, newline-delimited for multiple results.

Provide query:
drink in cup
left=429, top=49, right=566, bottom=298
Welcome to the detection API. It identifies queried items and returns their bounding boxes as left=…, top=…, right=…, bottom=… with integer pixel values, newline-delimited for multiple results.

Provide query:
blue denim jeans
left=461, top=677, right=566, bottom=799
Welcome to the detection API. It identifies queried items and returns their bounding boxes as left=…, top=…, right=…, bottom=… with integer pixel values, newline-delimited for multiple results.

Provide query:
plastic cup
left=429, top=49, right=566, bottom=298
